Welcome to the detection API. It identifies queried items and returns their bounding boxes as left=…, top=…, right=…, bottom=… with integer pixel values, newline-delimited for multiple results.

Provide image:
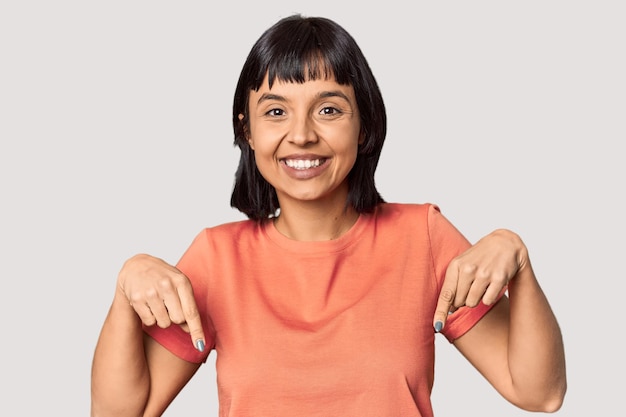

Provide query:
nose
left=288, top=114, right=318, bottom=146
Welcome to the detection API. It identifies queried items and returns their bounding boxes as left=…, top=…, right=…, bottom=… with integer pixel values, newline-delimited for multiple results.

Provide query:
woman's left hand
left=433, top=228, right=528, bottom=332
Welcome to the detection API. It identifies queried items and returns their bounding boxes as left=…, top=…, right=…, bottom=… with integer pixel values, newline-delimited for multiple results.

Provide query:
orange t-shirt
left=145, top=203, right=497, bottom=416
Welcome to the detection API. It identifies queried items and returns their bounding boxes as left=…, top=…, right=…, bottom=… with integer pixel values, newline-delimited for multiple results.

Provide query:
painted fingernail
left=434, top=321, right=443, bottom=333
left=195, top=339, right=205, bottom=352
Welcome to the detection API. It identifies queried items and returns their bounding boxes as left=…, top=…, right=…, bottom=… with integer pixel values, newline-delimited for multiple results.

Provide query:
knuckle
left=169, top=314, right=185, bottom=324
left=190, top=330, right=204, bottom=340
left=156, top=318, right=172, bottom=329
left=493, top=270, right=509, bottom=285
left=144, top=288, right=160, bottom=303
left=460, top=262, right=478, bottom=276
left=473, top=267, right=490, bottom=281
left=482, top=295, right=496, bottom=306
left=156, top=277, right=175, bottom=291
left=448, top=257, right=461, bottom=268
left=171, top=273, right=192, bottom=288
left=184, top=305, right=201, bottom=321
left=142, top=315, right=157, bottom=327
left=128, top=293, right=143, bottom=306
left=439, top=288, right=455, bottom=302
left=465, top=298, right=480, bottom=308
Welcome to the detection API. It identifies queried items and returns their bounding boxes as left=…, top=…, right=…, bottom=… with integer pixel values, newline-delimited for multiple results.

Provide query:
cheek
left=251, top=141, right=275, bottom=161
left=249, top=140, right=278, bottom=175
left=248, top=124, right=281, bottom=154
left=337, top=143, right=360, bottom=175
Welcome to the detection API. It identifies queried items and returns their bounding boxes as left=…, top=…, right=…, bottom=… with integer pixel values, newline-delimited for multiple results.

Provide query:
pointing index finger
left=434, top=261, right=459, bottom=333
left=177, top=282, right=206, bottom=352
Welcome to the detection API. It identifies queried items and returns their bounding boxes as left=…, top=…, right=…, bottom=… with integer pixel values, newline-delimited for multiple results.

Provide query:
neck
left=274, top=197, right=359, bottom=242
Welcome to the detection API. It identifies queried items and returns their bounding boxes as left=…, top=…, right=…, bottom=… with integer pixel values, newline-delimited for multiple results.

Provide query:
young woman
left=91, top=14, right=566, bottom=417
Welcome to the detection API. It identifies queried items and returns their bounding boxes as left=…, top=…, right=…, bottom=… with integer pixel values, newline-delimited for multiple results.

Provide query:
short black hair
left=230, top=14, right=387, bottom=221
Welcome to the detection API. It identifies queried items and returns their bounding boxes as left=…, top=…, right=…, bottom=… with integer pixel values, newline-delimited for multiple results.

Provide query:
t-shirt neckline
left=262, top=210, right=372, bottom=254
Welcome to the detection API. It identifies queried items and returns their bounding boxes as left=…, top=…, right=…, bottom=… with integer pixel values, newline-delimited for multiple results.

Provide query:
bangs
left=249, top=19, right=356, bottom=90
left=266, top=53, right=335, bottom=87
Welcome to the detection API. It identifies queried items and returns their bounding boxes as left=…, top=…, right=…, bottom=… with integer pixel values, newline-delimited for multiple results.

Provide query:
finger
left=162, top=291, right=186, bottom=325
left=144, top=291, right=172, bottom=329
left=470, top=268, right=508, bottom=306
left=482, top=281, right=506, bottom=306
left=464, top=279, right=490, bottom=308
left=453, top=261, right=477, bottom=308
left=433, top=261, right=460, bottom=332
left=176, top=281, right=206, bottom=352
left=434, top=287, right=455, bottom=332
left=131, top=301, right=157, bottom=327
left=150, top=272, right=188, bottom=326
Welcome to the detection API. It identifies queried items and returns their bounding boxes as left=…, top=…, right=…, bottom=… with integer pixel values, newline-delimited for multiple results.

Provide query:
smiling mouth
left=283, top=158, right=327, bottom=170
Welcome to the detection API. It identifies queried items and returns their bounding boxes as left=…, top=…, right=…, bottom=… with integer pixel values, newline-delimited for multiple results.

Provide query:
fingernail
left=434, top=321, right=443, bottom=333
left=195, top=339, right=205, bottom=352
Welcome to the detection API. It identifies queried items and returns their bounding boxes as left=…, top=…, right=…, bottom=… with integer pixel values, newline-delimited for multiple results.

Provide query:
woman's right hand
left=116, top=253, right=206, bottom=352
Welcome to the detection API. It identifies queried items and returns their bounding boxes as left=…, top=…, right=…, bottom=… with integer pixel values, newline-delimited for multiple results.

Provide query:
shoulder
left=205, top=218, right=257, bottom=233
left=181, top=219, right=261, bottom=255
left=373, top=202, right=466, bottom=245
left=196, top=218, right=259, bottom=239
left=177, top=219, right=263, bottom=278
left=375, top=202, right=441, bottom=223
left=365, top=203, right=444, bottom=244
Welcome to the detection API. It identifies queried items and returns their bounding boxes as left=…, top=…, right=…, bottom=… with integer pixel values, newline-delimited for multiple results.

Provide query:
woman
left=91, top=14, right=566, bottom=417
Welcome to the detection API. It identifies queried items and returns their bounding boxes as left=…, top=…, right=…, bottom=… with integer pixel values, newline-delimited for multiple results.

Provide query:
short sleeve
left=427, top=204, right=502, bottom=343
left=143, top=229, right=215, bottom=363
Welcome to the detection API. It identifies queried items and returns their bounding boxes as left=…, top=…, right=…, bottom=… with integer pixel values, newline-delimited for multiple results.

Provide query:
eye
left=320, top=106, right=341, bottom=116
left=265, top=108, right=285, bottom=117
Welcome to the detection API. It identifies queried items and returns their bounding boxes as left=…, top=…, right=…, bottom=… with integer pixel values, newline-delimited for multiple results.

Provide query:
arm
left=91, top=255, right=206, bottom=417
left=434, top=229, right=566, bottom=412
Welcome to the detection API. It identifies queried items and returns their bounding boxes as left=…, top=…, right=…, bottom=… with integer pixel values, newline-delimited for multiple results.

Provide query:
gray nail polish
left=195, top=339, right=205, bottom=352
left=434, top=321, right=443, bottom=333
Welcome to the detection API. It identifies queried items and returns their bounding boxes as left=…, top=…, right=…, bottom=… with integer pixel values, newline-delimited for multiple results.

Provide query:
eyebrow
left=318, top=90, right=351, bottom=102
left=257, top=93, right=285, bottom=105
left=256, top=90, right=352, bottom=105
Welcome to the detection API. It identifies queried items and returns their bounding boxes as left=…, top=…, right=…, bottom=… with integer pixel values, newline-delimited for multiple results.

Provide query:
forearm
left=91, top=289, right=150, bottom=417
left=507, top=262, right=567, bottom=411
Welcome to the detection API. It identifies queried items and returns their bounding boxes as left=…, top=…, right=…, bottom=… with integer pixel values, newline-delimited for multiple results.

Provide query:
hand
left=433, top=229, right=528, bottom=332
left=117, top=253, right=206, bottom=352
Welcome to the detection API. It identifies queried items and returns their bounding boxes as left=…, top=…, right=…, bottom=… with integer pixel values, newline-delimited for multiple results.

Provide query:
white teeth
left=285, top=159, right=322, bottom=170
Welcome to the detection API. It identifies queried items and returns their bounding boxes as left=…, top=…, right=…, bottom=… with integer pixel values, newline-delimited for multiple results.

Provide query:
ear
left=358, top=130, right=365, bottom=145
left=239, top=114, right=254, bottom=149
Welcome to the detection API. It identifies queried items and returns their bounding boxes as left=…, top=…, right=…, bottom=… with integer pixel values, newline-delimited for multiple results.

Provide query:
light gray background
left=1, top=1, right=623, bottom=415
